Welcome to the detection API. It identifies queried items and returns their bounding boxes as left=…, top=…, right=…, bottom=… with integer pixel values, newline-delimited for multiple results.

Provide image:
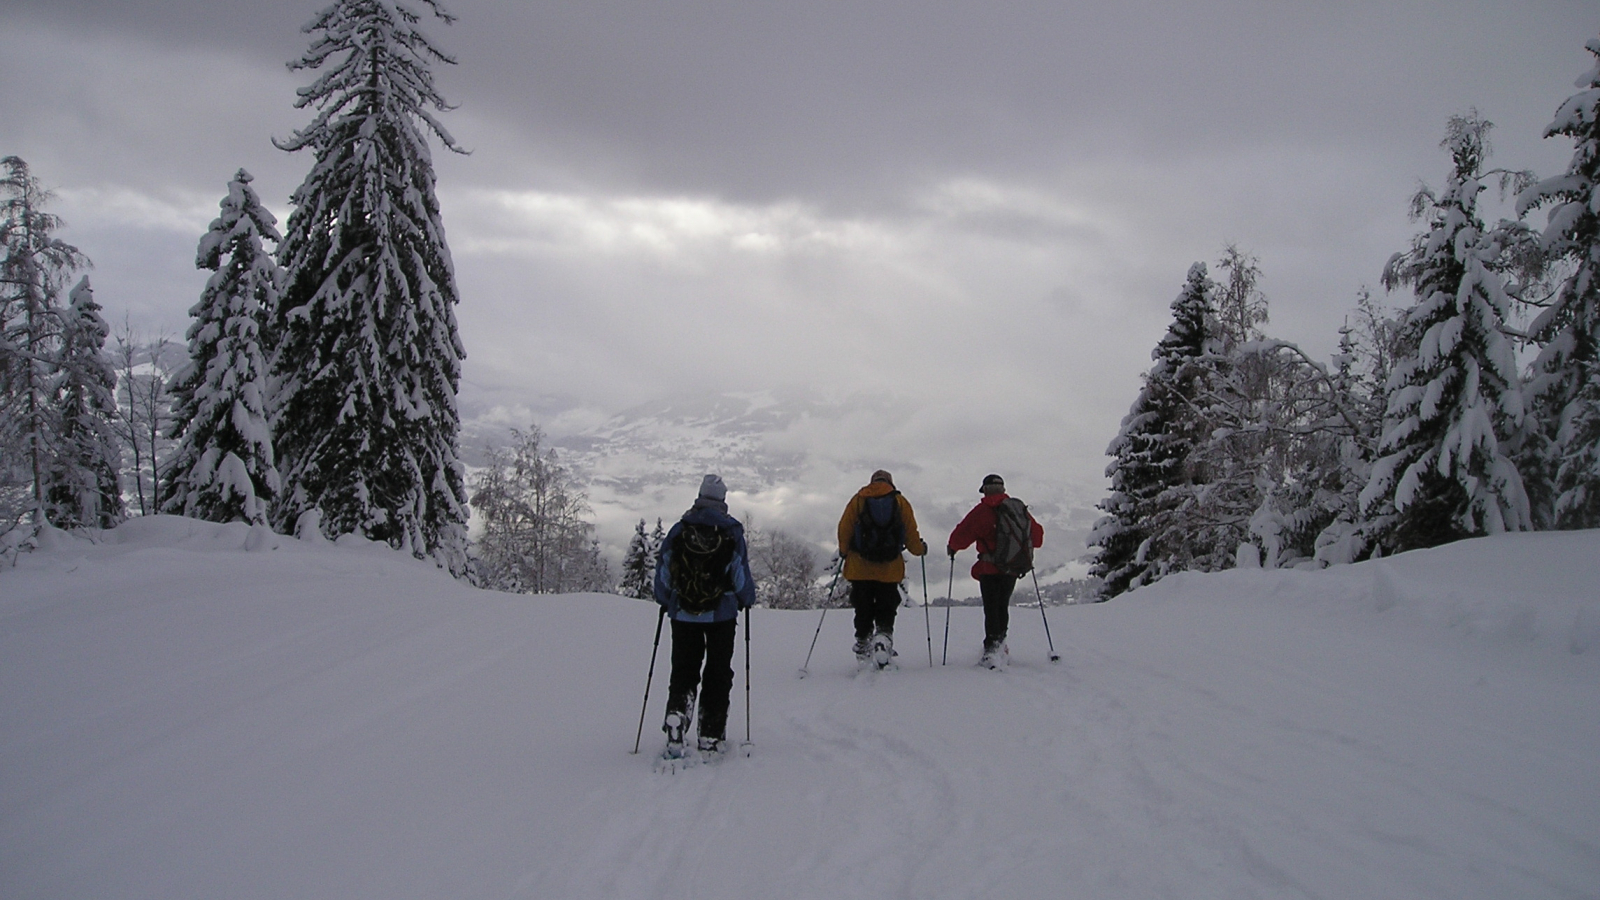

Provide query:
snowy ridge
left=3, top=518, right=1597, bottom=899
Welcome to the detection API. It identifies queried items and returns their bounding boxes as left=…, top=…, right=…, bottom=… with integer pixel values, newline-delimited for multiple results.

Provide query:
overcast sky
left=1, top=0, right=1593, bottom=569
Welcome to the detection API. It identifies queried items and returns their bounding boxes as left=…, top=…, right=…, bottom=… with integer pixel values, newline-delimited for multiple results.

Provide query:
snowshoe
left=657, top=710, right=690, bottom=762
left=870, top=631, right=895, bottom=670
left=654, top=741, right=699, bottom=773
left=852, top=637, right=871, bottom=665
left=979, top=641, right=1009, bottom=670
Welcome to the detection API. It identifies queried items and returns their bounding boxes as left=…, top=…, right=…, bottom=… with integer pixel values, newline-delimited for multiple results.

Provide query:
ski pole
left=921, top=554, right=933, bottom=667
left=1031, top=568, right=1061, bottom=662
left=943, top=554, right=954, bottom=665
left=799, top=557, right=843, bottom=678
left=742, top=605, right=753, bottom=753
left=632, top=606, right=667, bottom=754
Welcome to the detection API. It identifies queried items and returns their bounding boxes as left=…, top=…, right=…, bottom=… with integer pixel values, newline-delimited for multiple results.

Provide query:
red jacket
left=947, top=493, right=1044, bottom=579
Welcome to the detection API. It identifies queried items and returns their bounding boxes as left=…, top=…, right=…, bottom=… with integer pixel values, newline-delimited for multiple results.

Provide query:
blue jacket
left=654, top=500, right=757, bottom=622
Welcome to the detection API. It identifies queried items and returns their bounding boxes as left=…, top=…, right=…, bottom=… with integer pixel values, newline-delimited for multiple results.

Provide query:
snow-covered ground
left=3, top=516, right=1597, bottom=899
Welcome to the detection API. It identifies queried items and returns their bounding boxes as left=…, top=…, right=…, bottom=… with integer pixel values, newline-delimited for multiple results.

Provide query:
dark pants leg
left=667, top=618, right=737, bottom=740
left=850, top=580, right=902, bottom=639
left=978, top=574, right=1018, bottom=647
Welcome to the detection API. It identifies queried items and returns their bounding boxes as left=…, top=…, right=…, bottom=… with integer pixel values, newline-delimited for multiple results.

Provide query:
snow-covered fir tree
left=1089, top=263, right=1217, bottom=598
left=163, top=170, right=283, bottom=525
left=618, top=518, right=654, bottom=599
left=0, top=157, right=90, bottom=532
left=270, top=0, right=469, bottom=571
left=47, top=277, right=123, bottom=529
left=1360, top=113, right=1531, bottom=553
left=649, top=517, right=666, bottom=566
left=1517, top=35, right=1600, bottom=529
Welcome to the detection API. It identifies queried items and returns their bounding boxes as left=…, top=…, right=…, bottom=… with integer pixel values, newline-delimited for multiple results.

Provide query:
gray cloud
left=1, top=0, right=1593, bottom=567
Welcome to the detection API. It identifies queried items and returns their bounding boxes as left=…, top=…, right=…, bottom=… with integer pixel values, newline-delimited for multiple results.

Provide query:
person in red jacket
left=947, top=473, right=1044, bottom=665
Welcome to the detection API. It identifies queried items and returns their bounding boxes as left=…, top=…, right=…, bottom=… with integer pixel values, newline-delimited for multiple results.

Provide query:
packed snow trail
left=2, top=517, right=1597, bottom=900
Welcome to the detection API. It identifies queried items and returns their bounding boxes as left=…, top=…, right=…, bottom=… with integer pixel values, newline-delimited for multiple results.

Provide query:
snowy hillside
left=3, top=517, right=1597, bottom=899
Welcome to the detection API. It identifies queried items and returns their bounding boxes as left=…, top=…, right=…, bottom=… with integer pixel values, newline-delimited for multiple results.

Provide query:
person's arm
left=1030, top=514, right=1045, bottom=549
left=948, top=505, right=981, bottom=555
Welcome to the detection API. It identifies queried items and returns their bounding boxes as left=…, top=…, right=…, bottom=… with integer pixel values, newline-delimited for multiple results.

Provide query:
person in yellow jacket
left=836, top=469, right=928, bottom=662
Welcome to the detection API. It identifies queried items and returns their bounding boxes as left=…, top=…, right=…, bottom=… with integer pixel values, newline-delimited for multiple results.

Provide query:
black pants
left=667, top=618, right=736, bottom=741
left=978, top=574, right=1018, bottom=647
left=850, top=580, right=901, bottom=640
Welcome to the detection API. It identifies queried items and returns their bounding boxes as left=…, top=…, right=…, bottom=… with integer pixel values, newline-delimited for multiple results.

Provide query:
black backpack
left=850, top=492, right=905, bottom=563
left=668, top=522, right=737, bottom=614
left=983, top=497, right=1034, bottom=576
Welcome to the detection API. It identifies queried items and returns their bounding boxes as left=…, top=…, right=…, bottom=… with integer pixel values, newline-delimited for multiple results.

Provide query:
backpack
left=850, top=492, right=905, bottom=563
left=983, top=497, right=1034, bottom=576
left=668, top=522, right=737, bottom=614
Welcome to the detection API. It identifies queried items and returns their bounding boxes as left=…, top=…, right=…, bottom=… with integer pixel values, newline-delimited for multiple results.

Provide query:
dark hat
left=980, top=474, right=1005, bottom=495
left=870, top=469, right=894, bottom=486
left=698, top=474, right=727, bottom=502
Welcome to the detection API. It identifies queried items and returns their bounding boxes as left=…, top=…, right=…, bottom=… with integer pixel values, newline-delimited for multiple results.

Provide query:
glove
left=947, top=547, right=957, bottom=559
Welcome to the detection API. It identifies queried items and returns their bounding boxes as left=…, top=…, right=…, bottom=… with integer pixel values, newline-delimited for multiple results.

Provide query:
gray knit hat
left=698, top=474, right=727, bottom=502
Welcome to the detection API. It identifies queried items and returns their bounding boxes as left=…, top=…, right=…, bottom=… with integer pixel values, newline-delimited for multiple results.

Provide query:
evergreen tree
left=1517, top=35, right=1600, bottom=529
left=47, top=277, right=123, bottom=528
left=164, top=170, right=284, bottom=525
left=1361, top=113, right=1530, bottom=553
left=618, top=518, right=654, bottom=599
left=271, top=0, right=469, bottom=571
left=649, top=517, right=666, bottom=568
left=0, top=157, right=90, bottom=531
left=1089, top=263, right=1216, bottom=597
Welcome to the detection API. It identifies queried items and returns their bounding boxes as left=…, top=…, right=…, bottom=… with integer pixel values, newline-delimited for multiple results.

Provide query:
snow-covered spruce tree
left=649, top=517, right=665, bottom=568
left=46, top=277, right=123, bottom=529
left=1360, top=113, right=1531, bottom=554
left=0, top=157, right=90, bottom=532
left=618, top=518, right=654, bottom=599
left=271, top=0, right=469, bottom=571
left=1517, top=36, right=1600, bottom=529
left=1088, top=263, right=1217, bottom=598
left=163, top=170, right=283, bottom=525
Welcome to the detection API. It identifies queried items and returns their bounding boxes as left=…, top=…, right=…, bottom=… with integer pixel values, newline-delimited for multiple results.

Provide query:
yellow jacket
left=837, top=482, right=928, bottom=582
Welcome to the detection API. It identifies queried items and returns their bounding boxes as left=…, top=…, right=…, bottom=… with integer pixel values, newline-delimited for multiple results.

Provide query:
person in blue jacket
left=654, top=474, right=756, bottom=754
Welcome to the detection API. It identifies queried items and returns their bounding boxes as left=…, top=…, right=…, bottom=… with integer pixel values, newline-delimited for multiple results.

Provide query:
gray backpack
left=984, top=497, right=1033, bottom=576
